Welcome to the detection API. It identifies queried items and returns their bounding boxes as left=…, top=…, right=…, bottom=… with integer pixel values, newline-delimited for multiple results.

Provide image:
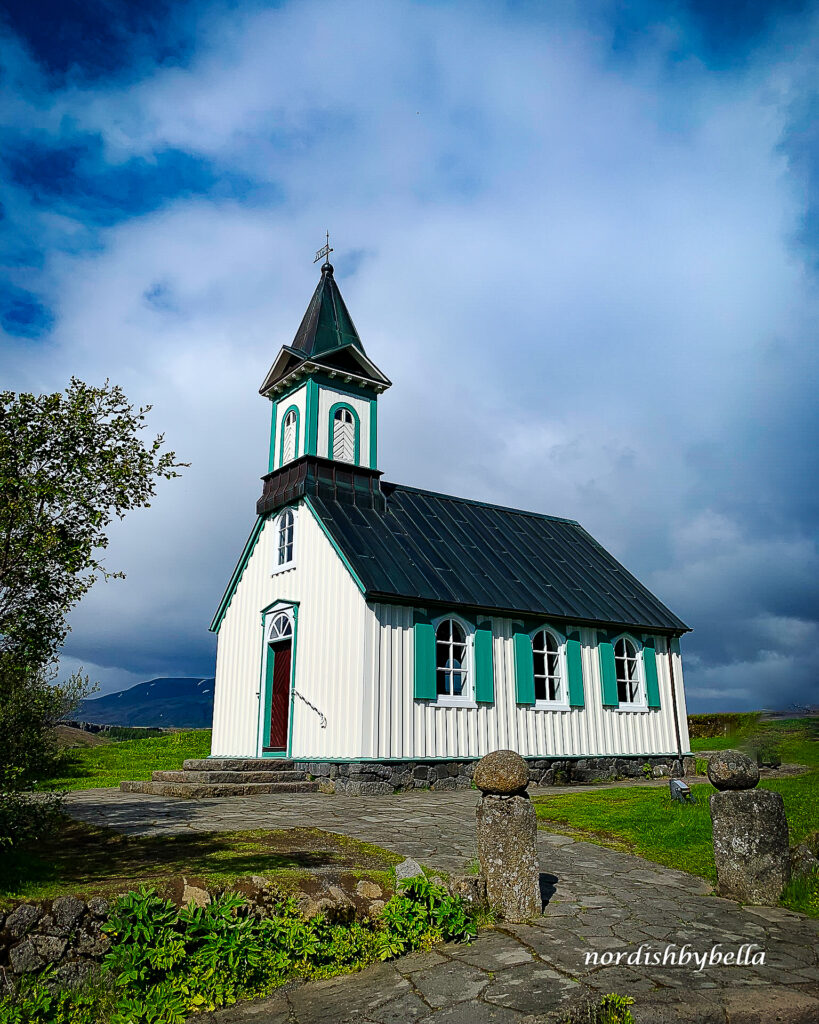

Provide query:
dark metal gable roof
left=308, top=482, right=690, bottom=634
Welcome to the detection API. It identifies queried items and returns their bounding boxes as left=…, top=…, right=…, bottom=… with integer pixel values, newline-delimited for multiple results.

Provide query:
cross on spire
left=314, top=230, right=333, bottom=265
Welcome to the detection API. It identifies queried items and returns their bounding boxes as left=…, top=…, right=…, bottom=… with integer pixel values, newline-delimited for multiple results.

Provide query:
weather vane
left=314, top=230, right=333, bottom=265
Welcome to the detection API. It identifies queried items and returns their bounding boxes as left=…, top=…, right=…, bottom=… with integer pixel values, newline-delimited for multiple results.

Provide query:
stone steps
left=119, top=780, right=319, bottom=798
left=182, top=758, right=296, bottom=771
left=119, top=755, right=317, bottom=799
left=152, top=769, right=307, bottom=784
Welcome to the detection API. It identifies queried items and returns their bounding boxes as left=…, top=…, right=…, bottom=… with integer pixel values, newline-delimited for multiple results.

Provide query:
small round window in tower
left=332, top=407, right=356, bottom=463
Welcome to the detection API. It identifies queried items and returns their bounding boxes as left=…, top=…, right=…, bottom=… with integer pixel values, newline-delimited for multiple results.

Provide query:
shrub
left=0, top=876, right=478, bottom=1023
left=0, top=769, right=65, bottom=851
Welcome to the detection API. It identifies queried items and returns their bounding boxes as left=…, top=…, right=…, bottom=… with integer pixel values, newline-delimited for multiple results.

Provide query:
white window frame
left=612, top=633, right=648, bottom=712
left=332, top=407, right=356, bottom=463
left=267, top=607, right=294, bottom=642
left=432, top=614, right=476, bottom=708
left=529, top=626, right=571, bottom=711
left=281, top=409, right=297, bottom=465
left=271, top=507, right=297, bottom=575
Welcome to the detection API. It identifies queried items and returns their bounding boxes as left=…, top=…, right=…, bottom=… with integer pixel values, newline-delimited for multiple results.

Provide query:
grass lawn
left=40, top=729, right=212, bottom=790
left=0, top=818, right=401, bottom=908
left=534, top=718, right=818, bottom=917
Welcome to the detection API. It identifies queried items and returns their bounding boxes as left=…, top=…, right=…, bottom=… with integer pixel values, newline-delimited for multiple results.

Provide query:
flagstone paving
left=66, top=787, right=819, bottom=1022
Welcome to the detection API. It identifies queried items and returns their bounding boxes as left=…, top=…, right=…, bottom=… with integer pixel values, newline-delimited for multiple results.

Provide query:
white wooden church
left=209, top=257, right=692, bottom=769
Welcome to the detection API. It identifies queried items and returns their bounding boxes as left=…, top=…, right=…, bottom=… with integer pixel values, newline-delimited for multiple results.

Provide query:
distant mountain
left=71, top=677, right=215, bottom=728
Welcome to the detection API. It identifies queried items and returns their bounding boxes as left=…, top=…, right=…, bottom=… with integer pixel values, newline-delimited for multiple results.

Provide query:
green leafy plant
left=641, top=763, right=653, bottom=779
left=0, top=877, right=479, bottom=1024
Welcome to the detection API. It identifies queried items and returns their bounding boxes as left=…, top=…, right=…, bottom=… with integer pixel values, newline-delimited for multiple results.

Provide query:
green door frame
left=257, top=600, right=300, bottom=758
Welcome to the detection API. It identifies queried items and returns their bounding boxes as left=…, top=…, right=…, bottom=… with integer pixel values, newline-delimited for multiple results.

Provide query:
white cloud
left=3, top=0, right=817, bottom=710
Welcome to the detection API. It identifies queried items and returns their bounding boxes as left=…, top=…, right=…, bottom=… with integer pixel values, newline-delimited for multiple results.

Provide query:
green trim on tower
left=302, top=496, right=367, bottom=594
left=369, top=397, right=378, bottom=469
left=642, top=636, right=661, bottom=708
left=513, top=629, right=535, bottom=705
left=210, top=516, right=266, bottom=633
left=273, top=372, right=378, bottom=406
left=328, top=401, right=361, bottom=466
left=267, top=401, right=278, bottom=473
left=566, top=630, right=585, bottom=708
left=278, top=404, right=301, bottom=466
left=474, top=625, right=495, bottom=703
left=305, top=379, right=319, bottom=456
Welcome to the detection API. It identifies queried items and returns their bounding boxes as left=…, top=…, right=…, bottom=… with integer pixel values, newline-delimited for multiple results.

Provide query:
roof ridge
left=381, top=481, right=581, bottom=526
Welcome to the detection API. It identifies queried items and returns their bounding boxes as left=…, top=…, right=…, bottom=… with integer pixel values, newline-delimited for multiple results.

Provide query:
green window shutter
left=643, top=637, right=661, bottom=708
left=474, top=626, right=495, bottom=703
left=598, top=635, right=619, bottom=707
left=413, top=622, right=436, bottom=700
left=513, top=630, right=535, bottom=705
left=566, top=632, right=585, bottom=708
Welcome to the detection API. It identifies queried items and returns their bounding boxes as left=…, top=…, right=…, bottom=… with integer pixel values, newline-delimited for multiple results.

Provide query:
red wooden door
left=268, top=640, right=291, bottom=751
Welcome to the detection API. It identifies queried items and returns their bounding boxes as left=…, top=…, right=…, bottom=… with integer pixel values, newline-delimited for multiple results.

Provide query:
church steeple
left=260, top=256, right=390, bottom=475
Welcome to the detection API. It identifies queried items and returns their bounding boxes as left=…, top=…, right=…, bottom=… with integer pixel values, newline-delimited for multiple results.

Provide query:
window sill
left=431, top=698, right=478, bottom=709
left=534, top=702, right=572, bottom=712
left=614, top=703, right=649, bottom=713
left=271, top=564, right=296, bottom=576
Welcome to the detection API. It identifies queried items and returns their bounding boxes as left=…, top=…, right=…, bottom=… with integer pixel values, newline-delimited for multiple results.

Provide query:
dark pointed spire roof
left=292, top=262, right=364, bottom=357
left=259, top=260, right=391, bottom=396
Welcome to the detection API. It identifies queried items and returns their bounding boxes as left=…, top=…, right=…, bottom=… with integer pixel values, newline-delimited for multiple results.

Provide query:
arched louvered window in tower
left=332, top=407, right=356, bottom=463
left=282, top=410, right=297, bottom=464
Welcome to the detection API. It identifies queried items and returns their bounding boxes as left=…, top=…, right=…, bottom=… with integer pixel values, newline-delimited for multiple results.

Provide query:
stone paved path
left=66, top=788, right=819, bottom=1022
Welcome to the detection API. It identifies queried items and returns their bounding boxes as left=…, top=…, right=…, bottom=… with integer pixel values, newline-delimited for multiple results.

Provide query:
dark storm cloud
left=0, top=0, right=816, bottom=712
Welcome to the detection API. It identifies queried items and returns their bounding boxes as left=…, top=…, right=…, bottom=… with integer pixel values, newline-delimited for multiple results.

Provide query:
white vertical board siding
left=211, top=502, right=367, bottom=758
left=317, top=386, right=371, bottom=465
left=272, top=385, right=307, bottom=470
left=364, top=606, right=685, bottom=758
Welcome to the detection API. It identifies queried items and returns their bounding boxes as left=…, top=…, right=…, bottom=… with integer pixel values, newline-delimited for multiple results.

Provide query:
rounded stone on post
left=706, top=749, right=760, bottom=791
left=474, top=750, right=541, bottom=922
left=707, top=751, right=790, bottom=904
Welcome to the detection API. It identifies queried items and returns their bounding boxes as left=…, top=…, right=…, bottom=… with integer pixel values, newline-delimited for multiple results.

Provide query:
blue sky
left=1, top=0, right=817, bottom=711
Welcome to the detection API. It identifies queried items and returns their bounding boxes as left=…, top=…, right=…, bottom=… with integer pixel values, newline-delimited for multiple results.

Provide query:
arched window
left=435, top=618, right=469, bottom=699
left=281, top=409, right=298, bottom=465
left=532, top=629, right=563, bottom=703
left=267, top=610, right=293, bottom=642
left=329, top=404, right=358, bottom=464
left=275, top=508, right=295, bottom=569
left=614, top=637, right=642, bottom=704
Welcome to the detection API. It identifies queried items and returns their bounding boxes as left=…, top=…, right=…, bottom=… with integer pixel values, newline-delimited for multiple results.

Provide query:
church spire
left=259, top=247, right=391, bottom=476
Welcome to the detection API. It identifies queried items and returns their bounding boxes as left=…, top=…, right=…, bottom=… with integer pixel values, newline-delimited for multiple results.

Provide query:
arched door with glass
left=263, top=611, right=293, bottom=751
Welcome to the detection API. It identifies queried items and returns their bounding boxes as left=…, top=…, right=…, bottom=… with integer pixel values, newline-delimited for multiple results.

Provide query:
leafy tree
left=0, top=378, right=184, bottom=668
left=0, top=379, right=185, bottom=799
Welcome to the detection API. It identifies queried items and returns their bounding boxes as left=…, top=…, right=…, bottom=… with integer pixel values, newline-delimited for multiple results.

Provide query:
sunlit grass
left=39, top=730, right=212, bottom=790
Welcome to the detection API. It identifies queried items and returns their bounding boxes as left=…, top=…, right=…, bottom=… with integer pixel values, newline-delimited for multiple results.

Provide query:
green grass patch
left=533, top=772, right=819, bottom=916
left=38, top=730, right=212, bottom=790
left=689, top=717, right=818, bottom=767
left=0, top=817, right=401, bottom=907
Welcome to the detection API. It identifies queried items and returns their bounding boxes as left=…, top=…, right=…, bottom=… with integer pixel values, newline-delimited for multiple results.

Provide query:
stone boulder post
left=474, top=749, right=541, bottom=922
left=708, top=750, right=791, bottom=904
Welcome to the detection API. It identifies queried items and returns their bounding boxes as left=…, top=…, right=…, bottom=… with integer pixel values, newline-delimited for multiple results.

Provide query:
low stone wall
left=295, top=754, right=696, bottom=795
left=0, top=896, right=110, bottom=995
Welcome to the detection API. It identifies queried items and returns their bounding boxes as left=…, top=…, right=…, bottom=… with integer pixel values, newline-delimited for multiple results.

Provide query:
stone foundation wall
left=0, top=896, right=111, bottom=995
left=295, top=754, right=696, bottom=795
